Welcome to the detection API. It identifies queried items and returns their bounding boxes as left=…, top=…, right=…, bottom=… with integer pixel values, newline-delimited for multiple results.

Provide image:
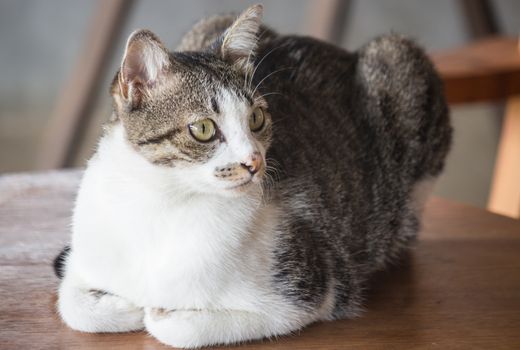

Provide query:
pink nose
left=241, top=152, right=263, bottom=175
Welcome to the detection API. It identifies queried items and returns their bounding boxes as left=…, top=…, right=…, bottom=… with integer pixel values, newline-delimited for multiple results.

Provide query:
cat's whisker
left=260, top=172, right=276, bottom=203
left=265, top=159, right=283, bottom=184
left=265, top=157, right=280, bottom=165
left=270, top=115, right=291, bottom=127
left=265, top=158, right=282, bottom=171
left=266, top=165, right=280, bottom=175
left=264, top=164, right=281, bottom=189
left=254, top=92, right=285, bottom=101
left=248, top=43, right=290, bottom=91
left=265, top=171, right=280, bottom=187
left=252, top=67, right=295, bottom=96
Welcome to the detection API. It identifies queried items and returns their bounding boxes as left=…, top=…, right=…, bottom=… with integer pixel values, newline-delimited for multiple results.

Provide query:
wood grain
left=1, top=171, right=520, bottom=349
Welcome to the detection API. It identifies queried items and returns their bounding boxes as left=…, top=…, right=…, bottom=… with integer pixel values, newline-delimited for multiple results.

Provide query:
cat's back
left=254, top=33, right=451, bottom=185
left=253, top=33, right=451, bottom=275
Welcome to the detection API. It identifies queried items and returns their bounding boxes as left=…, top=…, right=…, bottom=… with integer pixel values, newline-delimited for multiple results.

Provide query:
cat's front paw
left=58, top=285, right=144, bottom=333
left=145, top=308, right=212, bottom=348
left=144, top=307, right=280, bottom=348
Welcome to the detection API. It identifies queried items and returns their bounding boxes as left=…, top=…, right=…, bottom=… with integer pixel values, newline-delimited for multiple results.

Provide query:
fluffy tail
left=53, top=246, right=70, bottom=279
left=358, top=34, right=452, bottom=181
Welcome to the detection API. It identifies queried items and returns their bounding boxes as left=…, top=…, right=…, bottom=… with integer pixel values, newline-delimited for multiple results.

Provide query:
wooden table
left=1, top=171, right=519, bottom=349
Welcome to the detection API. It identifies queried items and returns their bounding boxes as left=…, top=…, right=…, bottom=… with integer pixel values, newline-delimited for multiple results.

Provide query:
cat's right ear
left=218, top=4, right=263, bottom=72
left=113, top=29, right=170, bottom=110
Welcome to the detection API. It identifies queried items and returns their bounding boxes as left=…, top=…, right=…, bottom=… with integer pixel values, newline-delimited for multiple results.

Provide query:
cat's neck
left=90, top=123, right=273, bottom=245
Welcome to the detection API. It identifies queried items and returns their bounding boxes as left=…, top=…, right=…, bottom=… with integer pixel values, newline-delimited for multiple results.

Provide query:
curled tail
left=358, top=34, right=452, bottom=182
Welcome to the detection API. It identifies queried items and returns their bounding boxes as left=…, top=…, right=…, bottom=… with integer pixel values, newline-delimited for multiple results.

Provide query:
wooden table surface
left=1, top=171, right=519, bottom=349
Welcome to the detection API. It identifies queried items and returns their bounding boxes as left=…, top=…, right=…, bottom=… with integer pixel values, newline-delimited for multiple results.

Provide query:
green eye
left=188, top=119, right=216, bottom=142
left=249, top=107, right=265, bottom=132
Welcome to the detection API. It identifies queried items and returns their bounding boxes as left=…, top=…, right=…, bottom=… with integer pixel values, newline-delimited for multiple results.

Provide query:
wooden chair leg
left=458, top=0, right=499, bottom=38
left=488, top=96, right=520, bottom=218
left=36, top=0, right=134, bottom=170
left=305, top=0, right=351, bottom=45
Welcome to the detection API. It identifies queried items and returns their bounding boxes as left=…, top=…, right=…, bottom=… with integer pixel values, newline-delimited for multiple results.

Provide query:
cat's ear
left=219, top=4, right=263, bottom=71
left=115, top=29, right=170, bottom=109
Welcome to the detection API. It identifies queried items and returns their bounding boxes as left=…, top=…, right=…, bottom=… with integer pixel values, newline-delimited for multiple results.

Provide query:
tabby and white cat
left=55, top=4, right=451, bottom=348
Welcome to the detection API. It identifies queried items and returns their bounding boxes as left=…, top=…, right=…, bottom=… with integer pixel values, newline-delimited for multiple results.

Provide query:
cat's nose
left=241, top=152, right=263, bottom=175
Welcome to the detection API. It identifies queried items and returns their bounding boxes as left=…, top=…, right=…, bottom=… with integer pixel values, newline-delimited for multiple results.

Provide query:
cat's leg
left=144, top=307, right=302, bottom=348
left=58, top=274, right=144, bottom=333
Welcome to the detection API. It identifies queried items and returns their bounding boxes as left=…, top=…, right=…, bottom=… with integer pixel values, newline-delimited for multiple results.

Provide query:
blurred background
left=0, top=0, right=519, bottom=212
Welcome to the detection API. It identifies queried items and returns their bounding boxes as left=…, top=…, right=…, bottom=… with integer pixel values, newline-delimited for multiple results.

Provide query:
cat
left=54, top=4, right=451, bottom=348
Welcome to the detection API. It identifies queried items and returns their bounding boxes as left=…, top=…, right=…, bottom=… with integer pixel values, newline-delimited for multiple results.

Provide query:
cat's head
left=110, top=5, right=272, bottom=197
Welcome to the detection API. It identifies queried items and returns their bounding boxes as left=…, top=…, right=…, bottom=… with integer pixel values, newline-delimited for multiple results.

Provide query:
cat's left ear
left=114, top=29, right=171, bottom=110
left=219, top=4, right=263, bottom=71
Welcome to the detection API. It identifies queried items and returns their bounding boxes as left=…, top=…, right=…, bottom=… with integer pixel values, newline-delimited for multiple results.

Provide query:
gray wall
left=1, top=0, right=519, bottom=208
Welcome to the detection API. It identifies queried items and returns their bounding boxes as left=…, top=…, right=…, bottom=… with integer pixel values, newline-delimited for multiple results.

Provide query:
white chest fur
left=67, top=126, right=278, bottom=311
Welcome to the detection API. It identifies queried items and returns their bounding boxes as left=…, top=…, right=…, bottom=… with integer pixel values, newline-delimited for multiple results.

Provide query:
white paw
left=145, top=308, right=212, bottom=348
left=58, top=286, right=144, bottom=333
left=144, top=308, right=284, bottom=348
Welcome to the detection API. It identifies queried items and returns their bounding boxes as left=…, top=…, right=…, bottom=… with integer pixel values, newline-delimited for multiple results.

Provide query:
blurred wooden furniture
left=306, top=0, right=351, bottom=44
left=37, top=0, right=134, bottom=170
left=432, top=38, right=520, bottom=218
left=432, top=37, right=520, bottom=104
left=1, top=170, right=520, bottom=349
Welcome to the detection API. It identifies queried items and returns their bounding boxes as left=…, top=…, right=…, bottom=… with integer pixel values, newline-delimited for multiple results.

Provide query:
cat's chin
left=216, top=180, right=260, bottom=198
